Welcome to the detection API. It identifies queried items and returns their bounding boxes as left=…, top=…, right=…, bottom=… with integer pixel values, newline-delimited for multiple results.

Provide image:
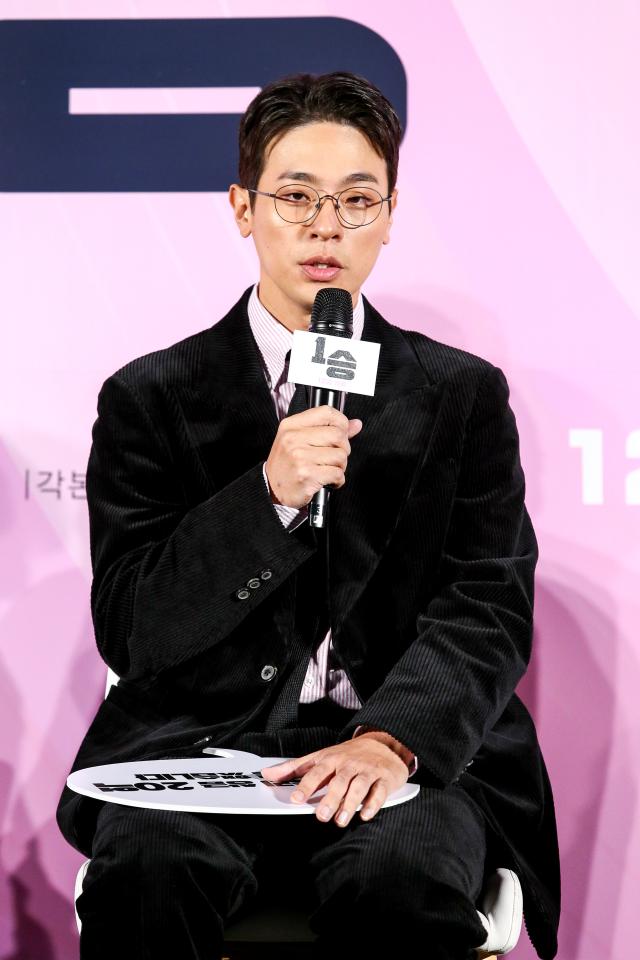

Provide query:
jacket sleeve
left=337, top=364, right=538, bottom=786
left=87, top=373, right=314, bottom=680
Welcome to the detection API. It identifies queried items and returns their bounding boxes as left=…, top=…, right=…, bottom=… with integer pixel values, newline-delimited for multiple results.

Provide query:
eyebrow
left=276, top=170, right=380, bottom=186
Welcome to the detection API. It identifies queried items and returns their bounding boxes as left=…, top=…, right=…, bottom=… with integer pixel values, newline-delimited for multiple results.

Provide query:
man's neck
left=256, top=283, right=310, bottom=333
left=256, top=280, right=360, bottom=333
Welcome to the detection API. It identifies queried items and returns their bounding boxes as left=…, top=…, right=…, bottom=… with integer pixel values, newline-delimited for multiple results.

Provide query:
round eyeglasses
left=247, top=183, right=392, bottom=229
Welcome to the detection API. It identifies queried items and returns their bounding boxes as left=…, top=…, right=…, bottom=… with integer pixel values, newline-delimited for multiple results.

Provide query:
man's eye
left=282, top=192, right=311, bottom=203
left=343, top=194, right=369, bottom=207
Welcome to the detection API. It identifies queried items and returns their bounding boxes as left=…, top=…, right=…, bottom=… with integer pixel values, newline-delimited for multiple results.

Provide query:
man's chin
left=294, top=278, right=356, bottom=313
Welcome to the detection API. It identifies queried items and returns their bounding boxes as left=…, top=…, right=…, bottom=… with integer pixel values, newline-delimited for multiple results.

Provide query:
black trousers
left=75, top=700, right=489, bottom=960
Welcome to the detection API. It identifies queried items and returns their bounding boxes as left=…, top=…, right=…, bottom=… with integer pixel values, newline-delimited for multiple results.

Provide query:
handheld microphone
left=307, top=288, right=354, bottom=528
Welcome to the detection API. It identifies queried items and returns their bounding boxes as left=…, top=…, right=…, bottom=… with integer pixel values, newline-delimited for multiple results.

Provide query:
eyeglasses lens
left=273, top=185, right=384, bottom=226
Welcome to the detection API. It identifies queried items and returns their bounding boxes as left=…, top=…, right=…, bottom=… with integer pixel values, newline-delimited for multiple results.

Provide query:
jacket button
left=247, top=578, right=261, bottom=589
left=260, top=569, right=272, bottom=580
left=260, top=665, right=277, bottom=681
left=236, top=588, right=250, bottom=600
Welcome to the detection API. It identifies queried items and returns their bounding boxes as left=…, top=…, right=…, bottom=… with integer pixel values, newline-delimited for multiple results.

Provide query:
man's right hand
left=264, top=405, right=363, bottom=509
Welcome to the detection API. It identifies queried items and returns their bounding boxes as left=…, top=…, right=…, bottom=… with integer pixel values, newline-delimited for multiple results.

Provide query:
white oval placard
left=67, top=749, right=420, bottom=815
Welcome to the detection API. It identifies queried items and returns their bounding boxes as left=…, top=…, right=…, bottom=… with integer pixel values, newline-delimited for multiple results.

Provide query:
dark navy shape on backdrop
left=0, top=18, right=407, bottom=191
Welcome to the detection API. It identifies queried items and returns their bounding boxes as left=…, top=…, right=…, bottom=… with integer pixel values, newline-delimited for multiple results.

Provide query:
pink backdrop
left=1, top=2, right=638, bottom=957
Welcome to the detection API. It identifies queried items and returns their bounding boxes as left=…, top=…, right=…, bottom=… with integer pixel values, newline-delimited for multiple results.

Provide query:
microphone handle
left=309, top=384, right=346, bottom=528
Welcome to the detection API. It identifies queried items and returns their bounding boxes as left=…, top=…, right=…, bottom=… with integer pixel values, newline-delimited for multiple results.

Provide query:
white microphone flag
left=288, top=330, right=380, bottom=396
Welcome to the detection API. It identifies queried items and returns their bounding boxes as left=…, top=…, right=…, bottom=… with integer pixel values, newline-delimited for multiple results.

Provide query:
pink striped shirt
left=248, top=284, right=417, bottom=775
left=248, top=282, right=364, bottom=709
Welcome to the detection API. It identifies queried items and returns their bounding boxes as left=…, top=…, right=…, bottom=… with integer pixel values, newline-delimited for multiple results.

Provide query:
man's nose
left=308, top=196, right=343, bottom=238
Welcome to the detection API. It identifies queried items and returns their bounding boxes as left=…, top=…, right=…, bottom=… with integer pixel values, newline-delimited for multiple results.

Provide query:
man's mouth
left=300, top=257, right=343, bottom=281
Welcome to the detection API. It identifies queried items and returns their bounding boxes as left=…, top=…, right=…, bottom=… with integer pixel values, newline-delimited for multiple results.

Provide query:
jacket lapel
left=175, top=287, right=447, bottom=635
left=174, top=288, right=280, bottom=493
left=329, top=299, right=447, bottom=638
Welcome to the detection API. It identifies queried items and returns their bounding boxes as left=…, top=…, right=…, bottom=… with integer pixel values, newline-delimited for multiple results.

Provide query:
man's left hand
left=260, top=733, right=411, bottom=828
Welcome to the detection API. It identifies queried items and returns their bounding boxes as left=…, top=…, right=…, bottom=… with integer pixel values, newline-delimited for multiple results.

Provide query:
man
left=57, top=72, right=560, bottom=960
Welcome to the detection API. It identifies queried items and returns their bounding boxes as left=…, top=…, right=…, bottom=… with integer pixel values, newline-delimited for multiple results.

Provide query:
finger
left=309, top=405, right=350, bottom=429
left=287, top=406, right=349, bottom=430
left=291, top=759, right=338, bottom=804
left=304, top=425, right=351, bottom=450
left=300, top=445, right=348, bottom=468
left=316, top=465, right=346, bottom=489
left=291, top=766, right=335, bottom=804
left=260, top=760, right=294, bottom=780
left=314, top=764, right=363, bottom=822
left=260, top=753, right=318, bottom=781
left=358, top=780, right=389, bottom=822
left=332, top=773, right=377, bottom=827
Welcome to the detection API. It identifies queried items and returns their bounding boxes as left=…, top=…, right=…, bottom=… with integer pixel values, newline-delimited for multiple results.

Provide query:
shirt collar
left=248, top=283, right=365, bottom=389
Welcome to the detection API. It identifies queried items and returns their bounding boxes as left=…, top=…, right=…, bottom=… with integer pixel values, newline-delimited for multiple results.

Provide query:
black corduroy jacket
left=57, top=286, right=560, bottom=958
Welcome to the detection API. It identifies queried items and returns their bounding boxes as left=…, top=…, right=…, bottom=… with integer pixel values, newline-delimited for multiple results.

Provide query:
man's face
left=229, top=121, right=397, bottom=331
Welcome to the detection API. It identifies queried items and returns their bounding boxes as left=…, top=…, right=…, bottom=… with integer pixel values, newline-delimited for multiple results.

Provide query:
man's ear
left=382, top=188, right=398, bottom=245
left=228, top=183, right=253, bottom=238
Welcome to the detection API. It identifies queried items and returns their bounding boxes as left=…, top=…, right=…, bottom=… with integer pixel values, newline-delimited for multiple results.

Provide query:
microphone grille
left=310, top=288, right=353, bottom=337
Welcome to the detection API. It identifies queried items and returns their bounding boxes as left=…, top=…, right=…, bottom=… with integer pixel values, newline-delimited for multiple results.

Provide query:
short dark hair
left=238, top=72, right=403, bottom=205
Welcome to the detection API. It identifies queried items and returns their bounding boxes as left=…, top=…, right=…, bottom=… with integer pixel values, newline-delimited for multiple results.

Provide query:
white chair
left=75, top=857, right=522, bottom=958
left=73, top=668, right=523, bottom=958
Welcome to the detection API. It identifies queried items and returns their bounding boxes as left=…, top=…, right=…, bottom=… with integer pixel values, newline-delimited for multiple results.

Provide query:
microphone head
left=310, top=288, right=353, bottom=338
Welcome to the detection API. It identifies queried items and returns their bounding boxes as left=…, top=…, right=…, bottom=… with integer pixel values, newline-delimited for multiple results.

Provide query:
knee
left=312, top=854, right=486, bottom=956
left=314, top=840, right=480, bottom=932
left=85, top=805, right=256, bottom=916
left=91, top=806, right=199, bottom=877
left=342, top=842, right=428, bottom=908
